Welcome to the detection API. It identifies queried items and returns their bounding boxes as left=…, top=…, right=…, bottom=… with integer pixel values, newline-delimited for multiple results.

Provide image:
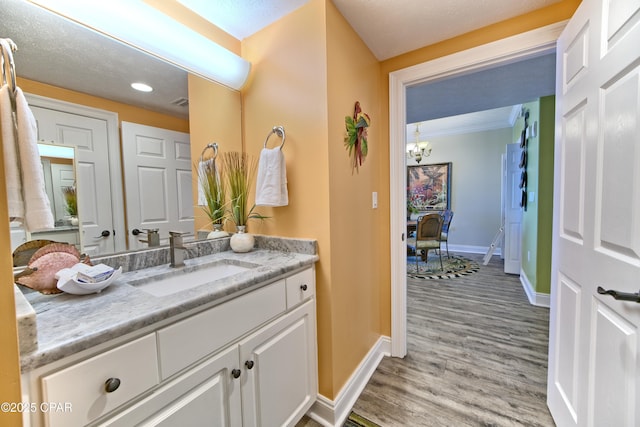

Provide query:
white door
left=31, top=106, right=116, bottom=256
left=548, top=0, right=640, bottom=426
left=121, top=122, right=193, bottom=250
left=503, top=143, right=522, bottom=274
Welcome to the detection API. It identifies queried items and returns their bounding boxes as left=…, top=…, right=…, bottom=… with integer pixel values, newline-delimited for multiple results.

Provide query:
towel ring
left=0, top=38, right=17, bottom=93
left=200, top=142, right=218, bottom=163
left=263, top=126, right=286, bottom=150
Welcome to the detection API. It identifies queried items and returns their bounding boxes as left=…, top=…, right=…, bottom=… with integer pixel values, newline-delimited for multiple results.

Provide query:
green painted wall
left=536, top=96, right=555, bottom=294
left=515, top=96, right=555, bottom=295
left=517, top=100, right=540, bottom=289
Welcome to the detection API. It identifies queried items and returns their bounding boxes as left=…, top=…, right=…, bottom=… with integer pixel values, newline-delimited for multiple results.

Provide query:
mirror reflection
left=0, top=0, right=236, bottom=264
left=10, top=143, right=80, bottom=257
left=38, top=143, right=77, bottom=226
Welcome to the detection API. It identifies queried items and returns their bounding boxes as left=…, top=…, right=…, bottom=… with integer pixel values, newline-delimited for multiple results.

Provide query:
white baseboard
left=449, top=244, right=502, bottom=256
left=520, top=269, right=550, bottom=308
left=307, top=336, right=391, bottom=427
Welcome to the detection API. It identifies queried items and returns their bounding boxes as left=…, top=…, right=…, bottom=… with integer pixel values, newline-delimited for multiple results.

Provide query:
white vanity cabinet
left=22, top=265, right=317, bottom=427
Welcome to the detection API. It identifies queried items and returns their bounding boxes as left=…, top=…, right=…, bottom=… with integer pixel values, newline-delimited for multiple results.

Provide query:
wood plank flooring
left=299, top=254, right=555, bottom=426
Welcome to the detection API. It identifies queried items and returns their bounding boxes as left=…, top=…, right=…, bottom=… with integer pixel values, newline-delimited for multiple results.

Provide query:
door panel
left=548, top=0, right=640, bottom=425
left=121, top=122, right=193, bottom=250
left=590, top=301, right=637, bottom=427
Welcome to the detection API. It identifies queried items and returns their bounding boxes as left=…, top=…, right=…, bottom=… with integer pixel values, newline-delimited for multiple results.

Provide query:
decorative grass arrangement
left=221, top=151, right=266, bottom=228
left=62, top=186, right=77, bottom=216
left=197, top=157, right=226, bottom=227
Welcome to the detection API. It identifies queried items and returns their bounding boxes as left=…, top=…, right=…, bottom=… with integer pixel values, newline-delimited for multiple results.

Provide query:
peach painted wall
left=188, top=74, right=243, bottom=232
left=242, top=0, right=383, bottom=399
left=325, top=1, right=384, bottom=397
left=241, top=0, right=335, bottom=396
left=0, top=121, right=22, bottom=424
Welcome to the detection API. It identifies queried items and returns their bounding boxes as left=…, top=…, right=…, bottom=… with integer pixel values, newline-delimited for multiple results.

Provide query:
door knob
left=94, top=230, right=110, bottom=239
left=597, top=286, right=640, bottom=303
left=231, top=368, right=241, bottom=379
left=132, top=228, right=142, bottom=236
left=245, top=360, right=254, bottom=369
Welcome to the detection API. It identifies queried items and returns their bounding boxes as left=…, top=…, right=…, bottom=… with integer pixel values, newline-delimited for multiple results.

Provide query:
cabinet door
left=100, top=345, right=242, bottom=427
left=239, top=301, right=317, bottom=427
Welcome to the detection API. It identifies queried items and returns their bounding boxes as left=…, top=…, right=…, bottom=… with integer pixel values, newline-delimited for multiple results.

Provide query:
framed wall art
left=407, top=162, right=452, bottom=212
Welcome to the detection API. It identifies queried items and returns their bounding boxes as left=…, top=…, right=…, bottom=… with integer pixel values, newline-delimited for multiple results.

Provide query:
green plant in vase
left=62, top=186, right=79, bottom=225
left=197, top=155, right=228, bottom=238
left=221, top=151, right=266, bottom=252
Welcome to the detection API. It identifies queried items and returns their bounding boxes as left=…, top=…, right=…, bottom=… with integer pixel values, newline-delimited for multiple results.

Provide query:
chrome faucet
left=169, top=231, right=187, bottom=268
left=143, top=228, right=160, bottom=247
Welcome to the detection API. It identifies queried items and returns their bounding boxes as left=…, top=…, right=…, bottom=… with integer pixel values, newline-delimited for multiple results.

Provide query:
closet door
left=121, top=122, right=193, bottom=250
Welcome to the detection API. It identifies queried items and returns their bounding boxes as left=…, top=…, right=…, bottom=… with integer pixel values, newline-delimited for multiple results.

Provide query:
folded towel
left=1, top=84, right=24, bottom=220
left=255, top=147, right=288, bottom=207
left=15, top=87, right=54, bottom=231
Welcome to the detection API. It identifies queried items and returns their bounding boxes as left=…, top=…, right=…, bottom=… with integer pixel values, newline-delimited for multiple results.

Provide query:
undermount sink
left=130, top=260, right=258, bottom=297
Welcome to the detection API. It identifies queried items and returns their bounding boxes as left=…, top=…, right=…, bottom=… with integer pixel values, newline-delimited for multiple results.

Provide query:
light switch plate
left=372, top=192, right=378, bottom=209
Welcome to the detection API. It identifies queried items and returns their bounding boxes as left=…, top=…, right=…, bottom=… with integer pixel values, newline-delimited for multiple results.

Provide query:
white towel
left=255, top=147, right=288, bottom=207
left=1, top=84, right=24, bottom=220
left=15, top=87, right=54, bottom=230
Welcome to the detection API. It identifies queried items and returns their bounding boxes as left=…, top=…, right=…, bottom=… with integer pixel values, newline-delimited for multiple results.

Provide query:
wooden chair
left=439, top=210, right=454, bottom=258
left=413, top=213, right=443, bottom=272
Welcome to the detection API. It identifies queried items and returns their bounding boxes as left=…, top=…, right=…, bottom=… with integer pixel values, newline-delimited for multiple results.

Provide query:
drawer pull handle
left=300, top=284, right=308, bottom=291
left=245, top=360, right=255, bottom=369
left=231, top=368, right=241, bottom=379
left=104, top=378, right=121, bottom=393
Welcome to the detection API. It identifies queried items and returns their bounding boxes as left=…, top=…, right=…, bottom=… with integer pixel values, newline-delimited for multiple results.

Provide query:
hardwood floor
left=299, top=254, right=554, bottom=427
left=351, top=253, right=554, bottom=426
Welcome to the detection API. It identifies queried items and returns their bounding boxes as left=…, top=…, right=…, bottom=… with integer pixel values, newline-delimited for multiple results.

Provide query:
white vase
left=207, top=224, right=229, bottom=239
left=230, top=226, right=254, bottom=253
left=70, top=216, right=79, bottom=226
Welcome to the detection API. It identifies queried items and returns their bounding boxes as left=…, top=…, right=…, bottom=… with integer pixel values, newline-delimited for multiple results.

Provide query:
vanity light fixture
left=406, top=123, right=432, bottom=164
left=131, top=82, right=153, bottom=92
left=27, top=0, right=251, bottom=90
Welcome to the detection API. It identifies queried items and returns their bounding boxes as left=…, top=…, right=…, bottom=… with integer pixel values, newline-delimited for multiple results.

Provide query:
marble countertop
left=18, top=236, right=318, bottom=372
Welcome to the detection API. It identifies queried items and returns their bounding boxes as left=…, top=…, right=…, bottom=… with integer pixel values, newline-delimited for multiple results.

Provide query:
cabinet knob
left=245, top=360, right=254, bottom=369
left=231, top=368, right=241, bottom=379
left=300, top=284, right=308, bottom=291
left=104, top=377, right=121, bottom=393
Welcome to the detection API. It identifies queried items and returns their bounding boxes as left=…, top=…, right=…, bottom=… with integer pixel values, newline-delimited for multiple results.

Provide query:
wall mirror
left=1, top=0, right=241, bottom=264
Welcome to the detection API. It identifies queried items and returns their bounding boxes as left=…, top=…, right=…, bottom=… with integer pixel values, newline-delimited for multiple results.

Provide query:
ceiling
left=0, top=0, right=559, bottom=129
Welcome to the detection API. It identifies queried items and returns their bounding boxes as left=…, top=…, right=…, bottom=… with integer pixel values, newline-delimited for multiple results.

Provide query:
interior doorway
left=388, top=22, right=566, bottom=357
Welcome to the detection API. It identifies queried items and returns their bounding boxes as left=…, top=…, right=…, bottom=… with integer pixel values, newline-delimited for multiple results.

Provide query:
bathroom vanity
left=18, top=236, right=318, bottom=427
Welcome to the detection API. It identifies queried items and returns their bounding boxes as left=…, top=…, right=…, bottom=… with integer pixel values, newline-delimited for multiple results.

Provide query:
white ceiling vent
left=170, top=97, right=189, bottom=107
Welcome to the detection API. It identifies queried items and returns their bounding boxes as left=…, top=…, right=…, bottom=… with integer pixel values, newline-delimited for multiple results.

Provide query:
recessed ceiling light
left=131, top=82, right=153, bottom=92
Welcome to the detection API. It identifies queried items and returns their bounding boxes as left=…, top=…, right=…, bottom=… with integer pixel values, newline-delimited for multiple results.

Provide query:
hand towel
left=255, top=147, right=288, bottom=207
left=1, top=84, right=24, bottom=220
left=15, top=87, right=54, bottom=230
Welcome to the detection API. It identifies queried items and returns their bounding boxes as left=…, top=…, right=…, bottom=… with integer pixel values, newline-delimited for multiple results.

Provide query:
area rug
left=344, top=411, right=381, bottom=427
left=407, top=253, right=480, bottom=279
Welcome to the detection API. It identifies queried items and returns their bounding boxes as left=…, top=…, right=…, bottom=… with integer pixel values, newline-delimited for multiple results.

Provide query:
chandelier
left=406, top=123, right=432, bottom=164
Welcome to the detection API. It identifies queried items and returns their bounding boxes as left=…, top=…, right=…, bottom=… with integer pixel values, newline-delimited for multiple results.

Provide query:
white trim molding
left=307, top=336, right=391, bottom=427
left=520, top=269, right=551, bottom=308
left=389, top=21, right=566, bottom=359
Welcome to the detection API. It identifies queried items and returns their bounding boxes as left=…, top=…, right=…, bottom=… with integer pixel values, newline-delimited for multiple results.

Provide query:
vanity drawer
left=157, top=280, right=287, bottom=379
left=41, top=334, right=159, bottom=427
left=285, top=267, right=315, bottom=309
